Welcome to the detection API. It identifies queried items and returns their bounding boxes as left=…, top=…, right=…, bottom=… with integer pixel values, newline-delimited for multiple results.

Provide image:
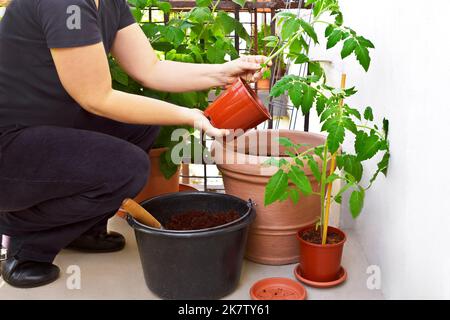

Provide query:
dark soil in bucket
left=301, top=228, right=344, bottom=245
left=165, top=211, right=240, bottom=231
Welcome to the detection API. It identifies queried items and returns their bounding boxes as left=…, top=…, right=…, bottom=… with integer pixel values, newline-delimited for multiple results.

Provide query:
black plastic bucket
left=127, top=191, right=256, bottom=300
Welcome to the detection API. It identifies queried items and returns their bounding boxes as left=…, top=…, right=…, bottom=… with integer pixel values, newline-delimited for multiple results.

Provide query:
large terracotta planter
left=205, top=77, right=271, bottom=131
left=134, top=147, right=180, bottom=203
left=214, top=129, right=326, bottom=265
left=297, top=226, right=346, bottom=282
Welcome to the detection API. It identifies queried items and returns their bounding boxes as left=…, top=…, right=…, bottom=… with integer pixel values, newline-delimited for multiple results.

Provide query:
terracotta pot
left=298, top=226, right=346, bottom=282
left=257, top=79, right=271, bottom=90
left=134, top=147, right=180, bottom=203
left=204, top=78, right=271, bottom=131
left=213, top=129, right=326, bottom=265
left=116, top=147, right=180, bottom=219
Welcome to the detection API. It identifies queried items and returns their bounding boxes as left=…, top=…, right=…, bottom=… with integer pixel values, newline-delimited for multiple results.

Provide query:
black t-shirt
left=0, top=0, right=135, bottom=127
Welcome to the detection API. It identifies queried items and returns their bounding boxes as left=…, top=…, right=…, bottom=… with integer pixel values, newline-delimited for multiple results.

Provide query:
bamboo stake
left=322, top=73, right=347, bottom=245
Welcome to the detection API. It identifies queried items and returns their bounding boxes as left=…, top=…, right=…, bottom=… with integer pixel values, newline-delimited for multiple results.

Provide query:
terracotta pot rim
left=297, top=226, right=347, bottom=248
left=238, top=78, right=272, bottom=121
left=214, top=130, right=327, bottom=177
left=225, top=129, right=326, bottom=158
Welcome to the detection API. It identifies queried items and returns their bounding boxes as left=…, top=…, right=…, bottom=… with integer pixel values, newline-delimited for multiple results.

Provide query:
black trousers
left=0, top=117, right=160, bottom=263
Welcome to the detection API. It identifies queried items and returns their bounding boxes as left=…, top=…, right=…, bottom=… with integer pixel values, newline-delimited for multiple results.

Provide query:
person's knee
left=114, top=143, right=149, bottom=198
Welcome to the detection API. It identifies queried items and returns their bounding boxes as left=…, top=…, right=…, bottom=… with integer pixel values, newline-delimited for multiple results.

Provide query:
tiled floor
left=0, top=216, right=383, bottom=300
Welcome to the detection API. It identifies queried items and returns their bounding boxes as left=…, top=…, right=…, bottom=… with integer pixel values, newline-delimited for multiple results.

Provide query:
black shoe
left=66, top=231, right=125, bottom=253
left=1, top=257, right=60, bottom=288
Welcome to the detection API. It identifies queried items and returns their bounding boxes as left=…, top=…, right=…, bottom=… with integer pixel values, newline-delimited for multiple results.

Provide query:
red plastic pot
left=297, top=226, right=346, bottom=283
left=204, top=78, right=271, bottom=131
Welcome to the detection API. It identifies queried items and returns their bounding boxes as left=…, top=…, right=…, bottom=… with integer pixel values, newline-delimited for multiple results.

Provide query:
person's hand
left=187, top=108, right=230, bottom=137
left=220, top=55, right=272, bottom=85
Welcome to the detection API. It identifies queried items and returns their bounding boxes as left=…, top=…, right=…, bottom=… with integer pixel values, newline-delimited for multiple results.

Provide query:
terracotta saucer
left=250, top=277, right=307, bottom=300
left=294, top=264, right=347, bottom=288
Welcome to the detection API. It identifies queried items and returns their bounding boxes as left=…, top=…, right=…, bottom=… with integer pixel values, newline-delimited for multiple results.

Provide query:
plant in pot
left=215, top=0, right=389, bottom=268
left=111, top=0, right=251, bottom=201
left=260, top=0, right=390, bottom=283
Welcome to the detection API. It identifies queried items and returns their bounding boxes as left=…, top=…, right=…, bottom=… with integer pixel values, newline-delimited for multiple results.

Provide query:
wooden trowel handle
left=121, top=198, right=162, bottom=229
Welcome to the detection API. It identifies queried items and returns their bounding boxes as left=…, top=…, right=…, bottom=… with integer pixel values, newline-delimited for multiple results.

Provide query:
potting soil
left=165, top=211, right=240, bottom=231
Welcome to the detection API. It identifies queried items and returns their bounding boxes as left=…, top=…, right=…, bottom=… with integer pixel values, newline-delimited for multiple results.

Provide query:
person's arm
left=111, top=23, right=268, bottom=93
left=50, top=42, right=228, bottom=136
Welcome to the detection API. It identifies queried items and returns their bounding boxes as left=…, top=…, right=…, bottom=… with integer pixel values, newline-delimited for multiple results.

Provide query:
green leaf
left=357, top=36, right=375, bottom=48
left=294, top=54, right=309, bottom=64
left=206, top=45, right=226, bottom=63
left=277, top=137, right=296, bottom=148
left=334, top=182, right=355, bottom=204
left=325, top=24, right=334, bottom=37
left=288, top=166, right=312, bottom=196
left=316, top=95, right=327, bottom=116
left=301, top=84, right=316, bottom=115
left=189, top=7, right=211, bottom=24
left=343, top=117, right=358, bottom=134
left=234, top=20, right=251, bottom=43
left=308, top=159, right=321, bottom=182
left=355, top=131, right=381, bottom=161
left=151, top=41, right=174, bottom=52
left=110, top=64, right=128, bottom=86
left=355, top=42, right=371, bottom=72
left=265, top=170, right=289, bottom=205
left=215, top=12, right=236, bottom=34
left=131, top=8, right=144, bottom=22
left=289, top=188, right=300, bottom=204
left=196, top=0, right=212, bottom=7
left=281, top=19, right=300, bottom=41
left=232, top=0, right=246, bottom=7
left=263, top=35, right=279, bottom=42
left=346, top=106, right=361, bottom=120
left=289, top=87, right=302, bottom=108
left=327, top=29, right=342, bottom=49
left=383, top=118, right=390, bottom=138
left=160, top=26, right=185, bottom=47
left=334, top=12, right=343, bottom=26
left=270, top=75, right=296, bottom=97
left=378, top=151, right=390, bottom=176
left=308, top=62, right=324, bottom=78
left=326, top=173, right=340, bottom=184
left=156, top=1, right=172, bottom=14
left=299, top=19, right=318, bottom=44
left=159, top=150, right=179, bottom=179
left=341, top=38, right=357, bottom=59
left=326, top=122, right=345, bottom=154
left=363, top=106, right=374, bottom=121
left=349, top=189, right=365, bottom=218
left=141, top=23, right=159, bottom=39
left=342, top=155, right=363, bottom=182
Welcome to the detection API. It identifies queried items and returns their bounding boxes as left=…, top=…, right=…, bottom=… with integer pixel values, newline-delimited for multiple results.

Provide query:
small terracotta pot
left=134, top=147, right=180, bottom=203
left=297, top=226, right=346, bottom=282
left=204, top=78, right=271, bottom=131
left=257, top=79, right=271, bottom=90
left=116, top=147, right=180, bottom=219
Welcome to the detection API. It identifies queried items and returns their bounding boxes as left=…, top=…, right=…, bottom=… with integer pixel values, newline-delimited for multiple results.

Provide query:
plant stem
left=356, top=125, right=385, bottom=138
left=321, top=73, right=347, bottom=245
left=263, top=32, right=298, bottom=65
left=319, top=143, right=328, bottom=235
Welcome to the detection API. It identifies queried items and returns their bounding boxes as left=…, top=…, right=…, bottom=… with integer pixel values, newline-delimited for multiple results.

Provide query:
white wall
left=334, top=0, right=450, bottom=299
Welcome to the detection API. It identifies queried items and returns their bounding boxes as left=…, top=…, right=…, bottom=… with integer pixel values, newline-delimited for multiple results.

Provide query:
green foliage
left=263, top=0, right=390, bottom=225
left=111, top=0, right=249, bottom=179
